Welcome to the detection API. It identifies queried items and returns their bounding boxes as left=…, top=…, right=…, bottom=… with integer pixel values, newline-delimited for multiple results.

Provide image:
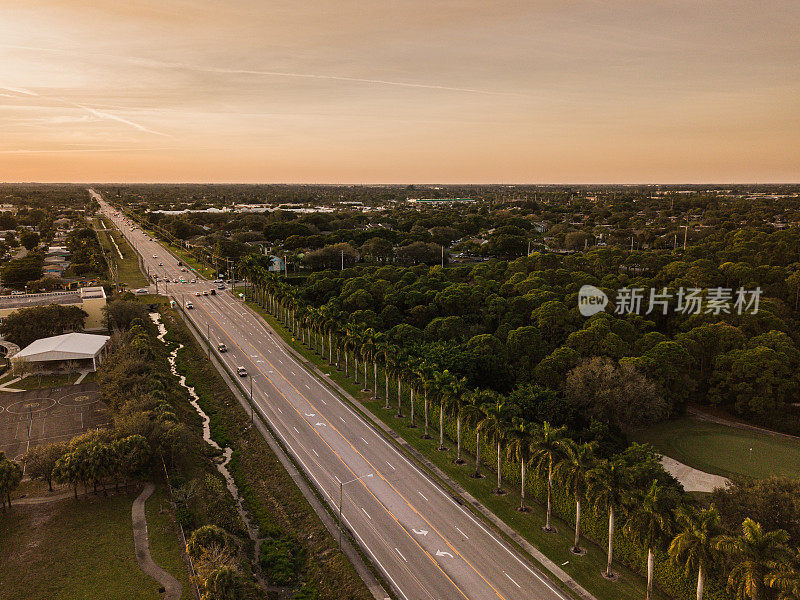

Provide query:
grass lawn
left=95, top=216, right=149, bottom=289
left=630, top=417, right=800, bottom=479
left=16, top=373, right=80, bottom=390
left=0, top=486, right=189, bottom=600
left=245, top=301, right=669, bottom=600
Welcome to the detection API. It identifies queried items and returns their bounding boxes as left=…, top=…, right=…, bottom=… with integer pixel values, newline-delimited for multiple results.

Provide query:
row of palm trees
left=239, top=262, right=800, bottom=600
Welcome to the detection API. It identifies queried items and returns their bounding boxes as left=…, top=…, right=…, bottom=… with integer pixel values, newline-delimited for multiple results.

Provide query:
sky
left=1, top=1, right=798, bottom=183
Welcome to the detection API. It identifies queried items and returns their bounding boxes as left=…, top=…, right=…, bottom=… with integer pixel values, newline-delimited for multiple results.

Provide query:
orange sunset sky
left=1, top=1, right=798, bottom=183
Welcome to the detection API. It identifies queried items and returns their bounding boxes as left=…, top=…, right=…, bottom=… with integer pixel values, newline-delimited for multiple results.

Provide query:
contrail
left=0, top=85, right=170, bottom=136
left=4, top=44, right=528, bottom=98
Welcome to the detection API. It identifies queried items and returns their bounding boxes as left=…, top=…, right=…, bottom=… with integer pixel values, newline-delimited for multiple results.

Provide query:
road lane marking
left=503, top=572, right=521, bottom=589
left=362, top=507, right=371, bottom=519
left=455, top=527, right=469, bottom=539
left=418, top=491, right=429, bottom=502
left=386, top=461, right=395, bottom=470
left=312, top=449, right=319, bottom=457
left=395, top=548, right=407, bottom=562
left=361, top=437, right=369, bottom=445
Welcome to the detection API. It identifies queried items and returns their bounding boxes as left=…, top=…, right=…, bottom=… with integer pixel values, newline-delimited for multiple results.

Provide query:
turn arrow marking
left=435, top=550, right=454, bottom=558
left=412, top=529, right=429, bottom=536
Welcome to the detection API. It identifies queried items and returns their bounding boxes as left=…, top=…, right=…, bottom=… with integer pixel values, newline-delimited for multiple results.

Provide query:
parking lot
left=0, top=382, right=109, bottom=462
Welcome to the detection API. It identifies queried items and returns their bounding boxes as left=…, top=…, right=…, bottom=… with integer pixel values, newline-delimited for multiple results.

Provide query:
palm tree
left=505, top=419, right=535, bottom=511
left=624, top=480, right=675, bottom=600
left=360, top=328, right=376, bottom=392
left=443, top=376, right=467, bottom=464
left=766, top=549, right=800, bottom=600
left=530, top=421, right=566, bottom=532
left=477, top=400, right=514, bottom=495
left=669, top=505, right=723, bottom=600
left=716, top=518, right=791, bottom=600
left=415, top=361, right=435, bottom=439
left=554, top=439, right=597, bottom=555
left=432, top=370, right=454, bottom=451
left=587, top=459, right=632, bottom=579
left=461, top=390, right=494, bottom=478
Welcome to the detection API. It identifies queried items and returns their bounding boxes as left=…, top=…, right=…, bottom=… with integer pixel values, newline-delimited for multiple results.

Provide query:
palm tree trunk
left=573, top=499, right=582, bottom=552
left=329, top=335, right=333, bottom=364
left=396, top=379, right=402, bottom=417
left=455, top=417, right=463, bottom=463
left=545, top=466, right=553, bottom=531
left=384, top=371, right=390, bottom=409
left=696, top=562, right=704, bottom=600
left=519, top=461, right=526, bottom=510
left=345, top=352, right=349, bottom=377
left=423, top=390, right=430, bottom=438
left=646, top=548, right=654, bottom=600
left=373, top=363, right=378, bottom=400
left=409, top=388, right=415, bottom=427
left=496, top=443, right=503, bottom=493
left=474, top=432, right=481, bottom=477
left=606, top=505, right=615, bottom=577
left=363, top=361, right=368, bottom=391
left=438, top=403, right=446, bottom=450
left=354, top=357, right=359, bottom=383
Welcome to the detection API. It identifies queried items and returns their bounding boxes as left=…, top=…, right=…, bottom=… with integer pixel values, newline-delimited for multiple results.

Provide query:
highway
left=93, top=189, right=573, bottom=600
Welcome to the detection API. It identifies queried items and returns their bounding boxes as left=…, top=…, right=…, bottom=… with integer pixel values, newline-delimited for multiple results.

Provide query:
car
left=152, top=254, right=157, bottom=259
left=135, top=288, right=149, bottom=295
left=218, top=343, right=227, bottom=353
left=195, top=291, right=201, bottom=297
left=210, top=289, right=216, bottom=295
left=158, top=262, right=163, bottom=266
left=179, top=277, right=186, bottom=283
left=191, top=279, right=197, bottom=283
left=180, top=267, right=187, bottom=272
left=186, top=301, right=193, bottom=309
left=237, top=366, right=247, bottom=377
left=164, top=277, right=170, bottom=282
left=218, top=284, right=225, bottom=289
left=202, top=291, right=209, bottom=296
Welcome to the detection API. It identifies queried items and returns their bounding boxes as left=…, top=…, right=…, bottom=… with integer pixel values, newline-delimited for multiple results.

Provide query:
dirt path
left=132, top=482, right=182, bottom=600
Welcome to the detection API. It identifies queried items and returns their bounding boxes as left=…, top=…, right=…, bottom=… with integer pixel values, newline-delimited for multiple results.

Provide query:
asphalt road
left=93, top=189, right=572, bottom=600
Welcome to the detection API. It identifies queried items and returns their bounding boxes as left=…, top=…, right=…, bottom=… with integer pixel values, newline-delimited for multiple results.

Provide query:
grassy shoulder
left=246, top=300, right=673, bottom=600
left=630, top=417, right=800, bottom=479
left=162, top=306, right=374, bottom=600
left=0, top=488, right=182, bottom=600
left=146, top=486, right=194, bottom=599
left=95, top=215, right=149, bottom=289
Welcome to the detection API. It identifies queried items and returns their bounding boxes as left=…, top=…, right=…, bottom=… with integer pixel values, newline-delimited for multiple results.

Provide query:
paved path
left=132, top=483, right=182, bottom=600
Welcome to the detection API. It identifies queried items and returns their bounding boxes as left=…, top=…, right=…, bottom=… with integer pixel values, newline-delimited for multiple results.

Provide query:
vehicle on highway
left=152, top=254, right=157, bottom=259
left=210, top=289, right=216, bottom=295
left=195, top=291, right=201, bottom=296
left=158, top=262, right=163, bottom=266
left=186, top=301, right=193, bottom=309
left=237, top=366, right=247, bottom=377
left=218, top=343, right=227, bottom=353
left=214, top=278, right=224, bottom=283
left=180, top=267, right=187, bottom=272
left=179, top=277, right=186, bottom=283
left=191, top=279, right=197, bottom=283
left=218, top=284, right=225, bottom=289
left=202, top=291, right=209, bottom=296
left=135, top=288, right=149, bottom=295
left=164, top=277, right=170, bottom=282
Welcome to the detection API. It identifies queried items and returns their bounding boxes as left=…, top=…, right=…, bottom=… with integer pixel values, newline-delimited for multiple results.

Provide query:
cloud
left=75, top=105, right=171, bottom=137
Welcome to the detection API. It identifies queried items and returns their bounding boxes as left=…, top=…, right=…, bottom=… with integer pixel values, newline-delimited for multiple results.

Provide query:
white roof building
left=13, top=332, right=110, bottom=372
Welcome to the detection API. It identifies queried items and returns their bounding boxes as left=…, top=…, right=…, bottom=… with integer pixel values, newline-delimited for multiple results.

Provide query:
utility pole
left=683, top=214, right=689, bottom=250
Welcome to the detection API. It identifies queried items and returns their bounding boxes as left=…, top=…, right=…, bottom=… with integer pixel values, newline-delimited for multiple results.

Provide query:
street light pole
left=338, top=473, right=373, bottom=547
left=250, top=375, right=254, bottom=424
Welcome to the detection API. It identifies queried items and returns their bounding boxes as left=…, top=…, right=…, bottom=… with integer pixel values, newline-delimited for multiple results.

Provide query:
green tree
left=477, top=400, right=514, bottom=494
left=716, top=518, right=792, bottom=600
left=588, top=459, right=632, bottom=579
left=624, top=481, right=675, bottom=600
left=554, top=440, right=597, bottom=554
left=22, top=441, right=68, bottom=491
left=669, top=505, right=723, bottom=600
left=0, top=451, right=23, bottom=510
left=505, top=419, right=536, bottom=511
left=530, top=421, right=566, bottom=531
left=766, top=549, right=800, bottom=600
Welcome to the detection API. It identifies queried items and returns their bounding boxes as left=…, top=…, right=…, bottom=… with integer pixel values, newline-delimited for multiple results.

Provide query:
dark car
left=218, top=343, right=227, bottom=353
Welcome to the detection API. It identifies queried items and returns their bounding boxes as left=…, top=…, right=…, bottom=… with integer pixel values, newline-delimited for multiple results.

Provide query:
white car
left=152, top=254, right=157, bottom=259
left=186, top=301, right=193, bottom=309
left=135, top=288, right=149, bottom=295
left=237, top=367, right=247, bottom=377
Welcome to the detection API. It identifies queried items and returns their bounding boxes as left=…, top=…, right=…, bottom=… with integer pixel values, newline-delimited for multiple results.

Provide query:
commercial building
left=12, top=332, right=110, bottom=373
left=0, top=286, right=107, bottom=331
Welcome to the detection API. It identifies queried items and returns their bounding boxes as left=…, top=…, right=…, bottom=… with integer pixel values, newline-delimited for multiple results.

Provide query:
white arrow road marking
left=412, top=529, right=428, bottom=536
left=435, top=550, right=454, bottom=558
left=315, top=422, right=326, bottom=427
left=304, top=413, right=316, bottom=417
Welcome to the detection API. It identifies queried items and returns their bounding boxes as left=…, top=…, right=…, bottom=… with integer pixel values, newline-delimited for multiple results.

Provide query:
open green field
left=0, top=486, right=190, bottom=600
left=631, top=417, right=800, bottom=479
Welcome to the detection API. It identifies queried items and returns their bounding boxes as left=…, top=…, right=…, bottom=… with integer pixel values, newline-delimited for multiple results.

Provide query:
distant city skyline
left=1, top=1, right=798, bottom=183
